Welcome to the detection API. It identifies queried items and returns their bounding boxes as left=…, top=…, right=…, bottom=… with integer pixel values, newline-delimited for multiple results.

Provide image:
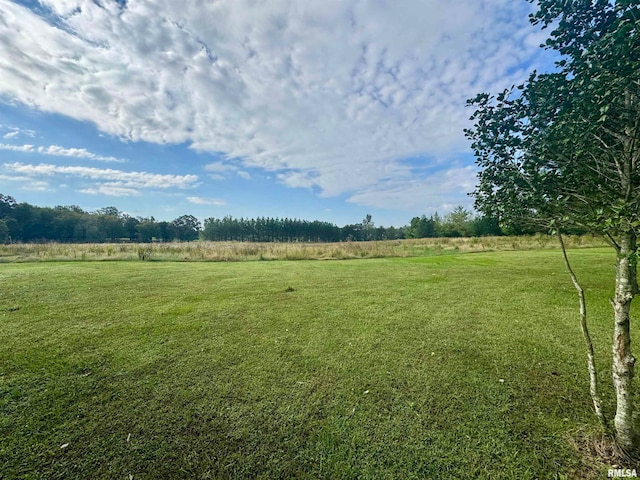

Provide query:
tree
left=407, top=215, right=438, bottom=238
left=97, top=206, right=121, bottom=217
left=96, top=212, right=125, bottom=241
left=52, top=207, right=83, bottom=242
left=123, top=215, right=140, bottom=241
left=470, top=215, right=502, bottom=237
left=361, top=214, right=374, bottom=241
left=0, top=194, right=16, bottom=218
left=157, top=221, right=173, bottom=242
left=465, top=0, right=640, bottom=452
left=0, top=219, right=9, bottom=244
left=441, top=206, right=473, bottom=237
left=135, top=218, right=158, bottom=243
left=171, top=215, right=201, bottom=241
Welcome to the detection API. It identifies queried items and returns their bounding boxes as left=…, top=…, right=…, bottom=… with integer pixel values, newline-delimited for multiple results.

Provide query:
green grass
left=0, top=248, right=629, bottom=478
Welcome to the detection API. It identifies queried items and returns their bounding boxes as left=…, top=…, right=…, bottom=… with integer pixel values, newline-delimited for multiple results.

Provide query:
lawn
left=0, top=248, right=627, bottom=478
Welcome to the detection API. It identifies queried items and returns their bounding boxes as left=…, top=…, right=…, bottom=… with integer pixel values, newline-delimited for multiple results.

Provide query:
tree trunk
left=557, top=231, right=608, bottom=430
left=612, top=231, right=638, bottom=452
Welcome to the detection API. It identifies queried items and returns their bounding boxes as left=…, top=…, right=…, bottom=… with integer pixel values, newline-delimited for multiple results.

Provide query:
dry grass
left=564, top=428, right=640, bottom=479
left=0, top=233, right=607, bottom=263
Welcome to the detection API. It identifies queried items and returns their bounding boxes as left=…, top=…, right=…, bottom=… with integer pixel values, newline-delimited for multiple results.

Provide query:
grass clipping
left=566, top=428, right=640, bottom=479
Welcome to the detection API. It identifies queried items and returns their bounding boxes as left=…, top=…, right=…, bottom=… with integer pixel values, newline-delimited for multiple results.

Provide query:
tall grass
left=0, top=234, right=607, bottom=263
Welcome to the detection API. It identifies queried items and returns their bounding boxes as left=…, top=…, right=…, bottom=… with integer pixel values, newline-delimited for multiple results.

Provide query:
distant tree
left=171, top=215, right=201, bottom=241
left=135, top=218, right=159, bottom=243
left=341, top=223, right=362, bottom=241
left=151, top=221, right=168, bottom=242
left=52, top=213, right=79, bottom=242
left=384, top=225, right=404, bottom=240
left=97, top=206, right=121, bottom=217
left=97, top=213, right=125, bottom=241
left=0, top=219, right=9, bottom=244
left=11, top=203, right=35, bottom=242
left=441, top=206, right=473, bottom=237
left=123, top=215, right=140, bottom=241
left=470, top=216, right=502, bottom=237
left=0, top=194, right=16, bottom=218
left=408, top=215, right=437, bottom=238
left=361, top=214, right=374, bottom=240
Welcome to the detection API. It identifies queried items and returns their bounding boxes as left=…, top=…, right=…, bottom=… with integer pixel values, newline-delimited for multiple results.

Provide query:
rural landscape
left=1, top=0, right=640, bottom=479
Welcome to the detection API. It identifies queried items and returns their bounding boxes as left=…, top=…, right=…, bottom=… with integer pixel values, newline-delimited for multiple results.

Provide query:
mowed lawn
left=0, top=249, right=626, bottom=478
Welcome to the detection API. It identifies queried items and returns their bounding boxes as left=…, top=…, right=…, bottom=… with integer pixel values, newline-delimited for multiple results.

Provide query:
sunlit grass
left=0, top=248, right=624, bottom=478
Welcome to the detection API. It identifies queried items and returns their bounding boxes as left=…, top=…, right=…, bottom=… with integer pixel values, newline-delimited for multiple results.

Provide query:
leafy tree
left=0, top=194, right=16, bottom=218
left=123, top=215, right=140, bottom=241
left=465, top=0, right=640, bottom=452
left=470, top=216, right=502, bottom=237
left=441, top=206, right=473, bottom=238
left=97, top=213, right=126, bottom=241
left=0, top=196, right=18, bottom=242
left=171, top=215, right=201, bottom=241
left=97, top=206, right=121, bottom=217
left=408, top=215, right=437, bottom=238
left=11, top=203, right=35, bottom=242
left=153, top=221, right=170, bottom=242
left=361, top=214, right=375, bottom=240
left=0, top=219, right=9, bottom=244
left=52, top=206, right=85, bottom=242
left=135, top=218, right=159, bottom=243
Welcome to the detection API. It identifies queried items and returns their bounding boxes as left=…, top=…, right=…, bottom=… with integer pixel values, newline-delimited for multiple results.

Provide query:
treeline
left=0, top=194, right=201, bottom=243
left=0, top=194, right=503, bottom=244
left=201, top=214, right=408, bottom=242
left=202, top=208, right=503, bottom=242
left=406, top=206, right=502, bottom=238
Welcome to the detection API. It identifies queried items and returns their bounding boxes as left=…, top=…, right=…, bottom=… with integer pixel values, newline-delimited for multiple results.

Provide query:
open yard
left=0, top=247, right=629, bottom=478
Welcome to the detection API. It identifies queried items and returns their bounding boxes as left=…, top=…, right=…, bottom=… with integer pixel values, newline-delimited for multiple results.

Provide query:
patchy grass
left=0, top=248, right=630, bottom=478
left=0, top=234, right=607, bottom=263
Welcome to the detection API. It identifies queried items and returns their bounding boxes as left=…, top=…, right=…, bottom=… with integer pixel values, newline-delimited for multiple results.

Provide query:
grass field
left=0, top=247, right=631, bottom=478
left=0, top=234, right=606, bottom=262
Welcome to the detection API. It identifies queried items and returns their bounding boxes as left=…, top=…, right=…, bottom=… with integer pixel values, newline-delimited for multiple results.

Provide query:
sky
left=0, top=0, right=555, bottom=227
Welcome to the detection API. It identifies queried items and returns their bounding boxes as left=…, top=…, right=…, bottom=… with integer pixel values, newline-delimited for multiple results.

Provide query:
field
left=0, top=234, right=606, bottom=262
left=0, top=243, right=630, bottom=478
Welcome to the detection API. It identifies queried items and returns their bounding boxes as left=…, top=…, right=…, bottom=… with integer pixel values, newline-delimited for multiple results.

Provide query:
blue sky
left=0, top=0, right=554, bottom=227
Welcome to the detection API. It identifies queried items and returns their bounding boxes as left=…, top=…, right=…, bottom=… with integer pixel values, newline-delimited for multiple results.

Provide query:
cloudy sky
left=0, top=0, right=554, bottom=226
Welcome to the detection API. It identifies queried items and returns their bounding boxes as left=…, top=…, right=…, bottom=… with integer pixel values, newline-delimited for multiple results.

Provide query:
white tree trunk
left=557, top=231, right=607, bottom=429
left=612, top=232, right=637, bottom=452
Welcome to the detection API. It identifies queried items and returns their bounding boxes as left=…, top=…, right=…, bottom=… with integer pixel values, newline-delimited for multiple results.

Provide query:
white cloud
left=0, top=173, right=52, bottom=191
left=347, top=165, right=478, bottom=212
left=187, top=196, right=226, bottom=206
left=2, top=162, right=199, bottom=189
left=24, top=180, right=53, bottom=191
left=38, top=145, right=125, bottom=163
left=1, top=127, right=36, bottom=140
left=79, top=184, right=140, bottom=197
left=0, top=143, right=35, bottom=152
left=0, top=142, right=125, bottom=162
left=204, top=162, right=236, bottom=173
left=0, top=0, right=549, bottom=208
left=205, top=161, right=251, bottom=181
